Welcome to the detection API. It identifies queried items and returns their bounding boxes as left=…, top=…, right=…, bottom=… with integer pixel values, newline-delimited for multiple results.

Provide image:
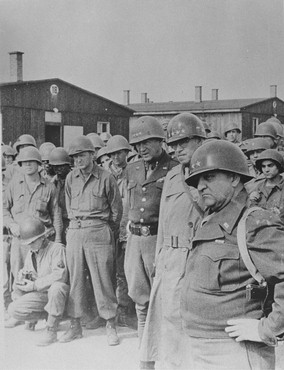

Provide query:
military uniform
left=51, top=175, right=69, bottom=244
left=140, top=164, right=203, bottom=368
left=125, top=150, right=177, bottom=338
left=8, top=240, right=69, bottom=326
left=65, top=164, right=122, bottom=320
left=3, top=172, right=63, bottom=289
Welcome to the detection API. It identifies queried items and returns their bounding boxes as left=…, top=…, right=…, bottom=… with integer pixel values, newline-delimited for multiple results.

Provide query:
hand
left=225, top=319, right=262, bottom=342
left=249, top=191, right=260, bottom=202
left=16, top=279, right=35, bottom=292
left=10, top=223, right=20, bottom=237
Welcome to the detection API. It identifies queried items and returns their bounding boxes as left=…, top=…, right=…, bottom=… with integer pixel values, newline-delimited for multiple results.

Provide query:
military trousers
left=10, top=236, right=30, bottom=294
left=66, top=225, right=118, bottom=320
left=8, top=282, right=69, bottom=326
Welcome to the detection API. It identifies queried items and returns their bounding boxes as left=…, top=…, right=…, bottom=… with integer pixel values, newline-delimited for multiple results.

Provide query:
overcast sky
left=1, top=0, right=284, bottom=104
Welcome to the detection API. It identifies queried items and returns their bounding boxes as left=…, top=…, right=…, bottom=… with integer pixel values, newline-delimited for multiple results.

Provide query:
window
left=252, top=117, right=259, bottom=135
left=97, top=121, right=110, bottom=134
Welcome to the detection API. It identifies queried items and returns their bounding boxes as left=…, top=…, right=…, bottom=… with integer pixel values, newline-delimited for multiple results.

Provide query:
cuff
left=258, top=318, right=278, bottom=346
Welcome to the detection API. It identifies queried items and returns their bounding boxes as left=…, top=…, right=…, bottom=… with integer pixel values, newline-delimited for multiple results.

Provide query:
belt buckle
left=141, top=226, right=150, bottom=237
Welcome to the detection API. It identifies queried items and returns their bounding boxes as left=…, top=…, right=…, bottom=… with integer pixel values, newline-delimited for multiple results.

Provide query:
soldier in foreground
left=182, top=140, right=284, bottom=370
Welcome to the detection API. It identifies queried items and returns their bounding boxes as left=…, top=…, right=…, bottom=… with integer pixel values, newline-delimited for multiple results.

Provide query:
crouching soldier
left=7, top=217, right=69, bottom=346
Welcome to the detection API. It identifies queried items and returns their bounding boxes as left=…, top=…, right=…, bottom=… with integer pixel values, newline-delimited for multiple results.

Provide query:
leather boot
left=36, top=326, right=57, bottom=346
left=106, top=318, right=119, bottom=346
left=24, top=321, right=37, bottom=331
left=140, top=361, right=155, bottom=369
left=85, top=316, right=105, bottom=330
left=59, top=318, right=83, bottom=343
left=5, top=317, right=24, bottom=328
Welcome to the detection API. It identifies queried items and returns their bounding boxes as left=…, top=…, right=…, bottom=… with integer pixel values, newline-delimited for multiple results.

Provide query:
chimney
left=270, top=85, right=277, bottom=98
left=141, top=92, right=148, bottom=103
left=195, top=86, right=202, bottom=103
left=212, top=89, right=219, bottom=101
left=123, top=90, right=130, bottom=105
left=9, top=51, right=24, bottom=82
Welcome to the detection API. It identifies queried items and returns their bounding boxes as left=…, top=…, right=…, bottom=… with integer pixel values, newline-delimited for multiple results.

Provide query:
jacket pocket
left=13, top=194, right=25, bottom=214
left=35, top=198, right=48, bottom=213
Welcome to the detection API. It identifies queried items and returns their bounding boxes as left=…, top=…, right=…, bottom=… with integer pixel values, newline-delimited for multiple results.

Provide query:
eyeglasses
left=171, top=137, right=191, bottom=150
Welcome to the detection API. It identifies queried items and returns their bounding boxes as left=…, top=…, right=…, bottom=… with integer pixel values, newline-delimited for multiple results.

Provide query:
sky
left=0, top=0, right=284, bottom=104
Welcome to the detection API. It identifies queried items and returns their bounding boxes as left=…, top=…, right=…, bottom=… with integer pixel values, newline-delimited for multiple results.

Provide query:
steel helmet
left=265, top=118, right=283, bottom=138
left=107, top=135, right=131, bottom=154
left=100, top=132, right=112, bottom=143
left=86, top=133, right=104, bottom=148
left=206, top=131, right=221, bottom=140
left=255, top=149, right=284, bottom=173
left=68, top=136, right=95, bottom=156
left=14, top=134, right=36, bottom=152
left=39, top=142, right=56, bottom=161
left=17, top=147, right=42, bottom=165
left=186, top=140, right=253, bottom=188
left=130, top=116, right=165, bottom=145
left=254, top=122, right=277, bottom=140
left=19, top=217, right=46, bottom=245
left=2, top=155, right=6, bottom=170
left=245, top=138, right=270, bottom=157
left=96, top=147, right=109, bottom=163
left=49, top=147, right=71, bottom=166
left=223, top=122, right=241, bottom=136
left=2, top=145, right=17, bottom=157
left=167, top=113, right=206, bottom=145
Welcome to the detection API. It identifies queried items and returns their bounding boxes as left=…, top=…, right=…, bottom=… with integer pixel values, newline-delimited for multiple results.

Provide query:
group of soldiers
left=2, top=113, right=284, bottom=370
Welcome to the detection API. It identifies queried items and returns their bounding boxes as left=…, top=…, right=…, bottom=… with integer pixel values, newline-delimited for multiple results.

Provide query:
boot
left=5, top=317, right=24, bottom=328
left=140, top=361, right=155, bottom=369
left=24, top=321, right=37, bottom=331
left=106, top=318, right=119, bottom=346
left=36, top=326, right=57, bottom=346
left=59, top=318, right=83, bottom=343
left=85, top=316, right=105, bottom=330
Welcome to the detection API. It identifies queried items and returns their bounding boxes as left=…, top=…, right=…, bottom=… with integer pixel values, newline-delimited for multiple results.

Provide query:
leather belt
left=129, top=223, right=158, bottom=237
left=69, top=219, right=106, bottom=229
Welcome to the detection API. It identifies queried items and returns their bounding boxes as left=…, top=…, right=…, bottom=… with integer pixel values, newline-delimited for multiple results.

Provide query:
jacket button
left=142, top=187, right=146, bottom=192
left=142, top=197, right=146, bottom=202
left=140, top=208, right=145, bottom=212
left=140, top=218, right=144, bottom=223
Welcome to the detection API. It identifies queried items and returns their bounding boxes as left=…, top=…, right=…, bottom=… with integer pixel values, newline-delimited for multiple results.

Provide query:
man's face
left=110, top=150, right=128, bottom=168
left=197, top=170, right=236, bottom=212
left=226, top=130, right=239, bottom=143
left=261, top=160, right=279, bottom=179
left=21, top=161, right=39, bottom=176
left=53, top=164, right=70, bottom=179
left=248, top=149, right=263, bottom=166
left=171, top=137, right=202, bottom=165
left=4, top=155, right=14, bottom=166
left=73, top=151, right=93, bottom=171
left=136, top=139, right=163, bottom=162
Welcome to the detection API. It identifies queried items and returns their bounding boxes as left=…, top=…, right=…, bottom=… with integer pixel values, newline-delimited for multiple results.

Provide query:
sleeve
left=246, top=210, right=284, bottom=345
left=34, top=244, right=68, bottom=292
left=48, top=183, right=63, bottom=243
left=2, top=181, right=16, bottom=229
left=65, top=173, right=72, bottom=219
left=106, top=174, right=123, bottom=236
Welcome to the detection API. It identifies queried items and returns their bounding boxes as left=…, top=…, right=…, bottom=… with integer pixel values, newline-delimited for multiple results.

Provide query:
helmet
left=68, top=136, right=95, bottom=156
left=206, top=131, right=221, bottom=140
left=186, top=140, right=253, bottom=188
left=19, top=217, right=46, bottom=245
left=130, top=116, right=165, bottom=145
left=100, top=132, right=112, bottom=143
left=86, top=133, right=104, bottom=148
left=167, top=113, right=206, bottom=144
left=2, top=156, right=6, bottom=170
left=49, top=147, right=71, bottom=166
left=255, top=149, right=284, bottom=173
left=2, top=145, right=17, bottom=157
left=96, top=147, right=109, bottom=163
left=39, top=142, right=56, bottom=161
left=223, top=122, right=241, bottom=136
left=245, top=138, right=270, bottom=157
left=107, top=135, right=131, bottom=154
left=265, top=118, right=283, bottom=138
left=17, top=147, right=42, bottom=165
left=254, top=122, right=277, bottom=140
left=14, top=134, right=36, bottom=152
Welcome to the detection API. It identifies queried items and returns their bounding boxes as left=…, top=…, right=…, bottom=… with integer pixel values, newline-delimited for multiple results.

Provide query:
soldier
left=223, top=122, right=241, bottom=144
left=2, top=144, right=17, bottom=167
left=39, top=142, right=56, bottom=180
left=106, top=135, right=134, bottom=326
left=49, top=147, right=72, bottom=245
left=125, top=116, right=178, bottom=345
left=59, top=136, right=122, bottom=346
left=96, top=147, right=112, bottom=169
left=3, top=146, right=63, bottom=327
left=140, top=113, right=205, bottom=370
left=254, top=121, right=278, bottom=149
left=182, top=140, right=284, bottom=369
left=100, top=132, right=112, bottom=146
left=7, top=217, right=69, bottom=346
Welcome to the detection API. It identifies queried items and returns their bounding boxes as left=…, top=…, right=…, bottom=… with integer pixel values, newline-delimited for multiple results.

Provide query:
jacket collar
left=142, top=150, right=172, bottom=185
left=73, top=163, right=100, bottom=179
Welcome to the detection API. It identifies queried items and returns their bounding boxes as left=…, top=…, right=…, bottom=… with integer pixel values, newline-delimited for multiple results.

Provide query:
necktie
left=31, top=251, right=38, bottom=272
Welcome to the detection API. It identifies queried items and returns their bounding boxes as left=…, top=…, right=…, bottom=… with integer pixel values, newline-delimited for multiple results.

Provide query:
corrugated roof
left=128, top=98, right=268, bottom=114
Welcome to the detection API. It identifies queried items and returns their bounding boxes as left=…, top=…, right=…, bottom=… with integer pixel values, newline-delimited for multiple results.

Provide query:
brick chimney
left=9, top=51, right=24, bottom=82
left=123, top=90, right=130, bottom=105
left=141, top=92, right=148, bottom=103
left=212, top=89, right=219, bottom=101
left=270, top=85, right=277, bottom=98
left=195, top=86, right=202, bottom=103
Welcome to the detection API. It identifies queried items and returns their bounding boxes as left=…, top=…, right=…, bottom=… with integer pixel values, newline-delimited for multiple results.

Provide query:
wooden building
left=127, top=87, right=284, bottom=140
